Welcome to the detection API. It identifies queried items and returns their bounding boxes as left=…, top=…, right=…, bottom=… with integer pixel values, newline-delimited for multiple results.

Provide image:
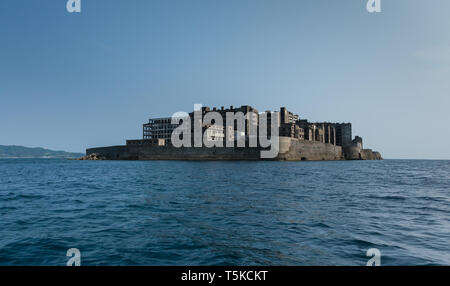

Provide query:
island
left=83, top=105, right=382, bottom=161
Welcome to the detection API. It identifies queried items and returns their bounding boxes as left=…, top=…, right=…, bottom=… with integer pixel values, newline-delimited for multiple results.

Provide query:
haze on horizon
left=1, top=0, right=449, bottom=159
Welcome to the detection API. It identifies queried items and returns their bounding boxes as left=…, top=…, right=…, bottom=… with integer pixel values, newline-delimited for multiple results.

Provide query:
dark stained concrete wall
left=86, top=137, right=380, bottom=161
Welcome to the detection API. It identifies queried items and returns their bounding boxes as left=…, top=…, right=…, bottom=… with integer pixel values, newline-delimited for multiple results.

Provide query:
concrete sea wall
left=87, top=145, right=263, bottom=161
left=86, top=137, right=380, bottom=161
left=277, top=138, right=344, bottom=161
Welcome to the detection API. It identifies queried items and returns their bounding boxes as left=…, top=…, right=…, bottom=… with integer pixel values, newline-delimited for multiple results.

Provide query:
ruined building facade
left=141, top=105, right=358, bottom=149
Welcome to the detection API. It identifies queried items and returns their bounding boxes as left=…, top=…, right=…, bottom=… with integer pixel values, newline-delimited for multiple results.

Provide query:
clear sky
left=1, top=0, right=449, bottom=159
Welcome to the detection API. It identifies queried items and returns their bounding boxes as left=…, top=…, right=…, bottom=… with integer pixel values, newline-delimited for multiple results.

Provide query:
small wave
left=367, top=194, right=408, bottom=201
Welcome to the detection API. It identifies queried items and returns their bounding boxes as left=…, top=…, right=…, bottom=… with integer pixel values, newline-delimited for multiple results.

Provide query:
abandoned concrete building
left=86, top=104, right=381, bottom=161
left=140, top=105, right=363, bottom=149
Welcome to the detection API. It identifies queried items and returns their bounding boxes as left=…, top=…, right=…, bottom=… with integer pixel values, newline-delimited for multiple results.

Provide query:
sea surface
left=0, top=159, right=449, bottom=266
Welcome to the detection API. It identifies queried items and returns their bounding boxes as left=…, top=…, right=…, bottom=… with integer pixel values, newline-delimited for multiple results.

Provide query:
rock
left=75, top=153, right=106, bottom=160
left=343, top=146, right=383, bottom=160
left=372, top=151, right=382, bottom=160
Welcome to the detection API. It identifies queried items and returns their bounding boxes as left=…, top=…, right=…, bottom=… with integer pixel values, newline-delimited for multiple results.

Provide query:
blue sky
left=1, top=0, right=449, bottom=159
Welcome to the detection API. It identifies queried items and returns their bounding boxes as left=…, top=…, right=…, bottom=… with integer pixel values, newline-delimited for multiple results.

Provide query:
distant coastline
left=0, top=145, right=83, bottom=159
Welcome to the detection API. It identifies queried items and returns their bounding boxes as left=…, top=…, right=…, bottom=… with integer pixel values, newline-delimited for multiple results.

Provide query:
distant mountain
left=0, top=145, right=83, bottom=159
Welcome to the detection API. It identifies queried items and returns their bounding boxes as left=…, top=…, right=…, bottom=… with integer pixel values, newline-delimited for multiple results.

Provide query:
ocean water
left=0, top=159, right=449, bottom=266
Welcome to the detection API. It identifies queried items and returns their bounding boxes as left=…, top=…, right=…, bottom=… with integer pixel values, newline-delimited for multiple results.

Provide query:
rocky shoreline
left=74, top=153, right=106, bottom=160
